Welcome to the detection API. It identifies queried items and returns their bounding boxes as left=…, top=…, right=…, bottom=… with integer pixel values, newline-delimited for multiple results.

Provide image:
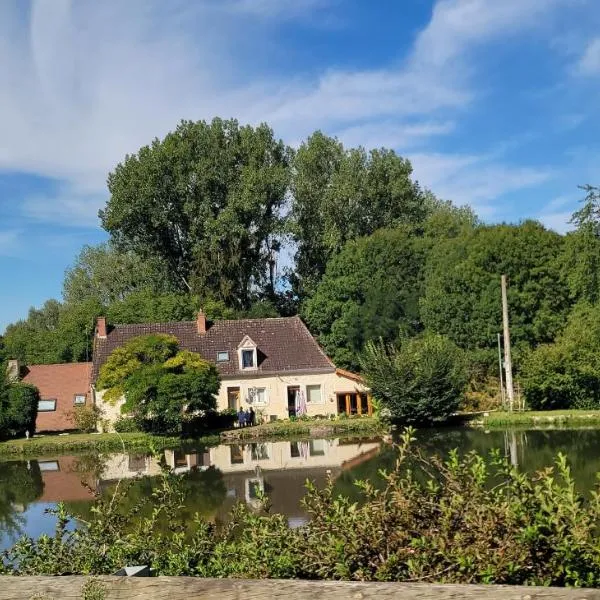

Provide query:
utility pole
left=497, top=333, right=505, bottom=408
left=501, top=275, right=515, bottom=411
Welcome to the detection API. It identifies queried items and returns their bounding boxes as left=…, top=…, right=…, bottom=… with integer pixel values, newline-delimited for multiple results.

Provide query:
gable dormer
left=238, top=335, right=258, bottom=371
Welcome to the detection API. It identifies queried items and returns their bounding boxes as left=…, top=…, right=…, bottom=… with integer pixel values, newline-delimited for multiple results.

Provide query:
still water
left=1, top=427, right=599, bottom=549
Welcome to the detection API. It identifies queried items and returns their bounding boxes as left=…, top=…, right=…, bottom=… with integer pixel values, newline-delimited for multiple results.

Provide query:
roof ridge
left=111, top=316, right=300, bottom=329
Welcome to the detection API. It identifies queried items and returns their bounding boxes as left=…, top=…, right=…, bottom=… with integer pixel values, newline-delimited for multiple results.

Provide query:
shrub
left=6, top=430, right=600, bottom=587
left=522, top=303, right=600, bottom=410
left=70, top=405, right=101, bottom=433
left=360, top=333, right=468, bottom=424
left=112, top=417, right=141, bottom=433
left=0, top=383, right=39, bottom=438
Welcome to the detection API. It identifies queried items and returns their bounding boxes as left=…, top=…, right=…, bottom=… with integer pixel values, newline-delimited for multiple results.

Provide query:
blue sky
left=1, top=0, right=600, bottom=332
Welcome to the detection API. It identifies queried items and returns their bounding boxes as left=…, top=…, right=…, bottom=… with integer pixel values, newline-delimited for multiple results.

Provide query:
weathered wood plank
left=0, top=577, right=599, bottom=600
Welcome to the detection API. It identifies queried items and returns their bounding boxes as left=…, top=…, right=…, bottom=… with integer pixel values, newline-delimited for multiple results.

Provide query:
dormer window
left=238, top=335, right=258, bottom=371
left=241, top=349, right=255, bottom=369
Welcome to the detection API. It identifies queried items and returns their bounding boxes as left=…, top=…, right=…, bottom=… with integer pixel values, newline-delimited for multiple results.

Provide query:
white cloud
left=0, top=0, right=571, bottom=227
left=409, top=152, right=551, bottom=217
left=537, top=211, right=574, bottom=234
left=576, top=37, right=600, bottom=75
left=0, top=230, right=21, bottom=256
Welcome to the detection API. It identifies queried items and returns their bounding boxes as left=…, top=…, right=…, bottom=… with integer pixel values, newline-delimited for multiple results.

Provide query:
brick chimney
left=196, top=310, right=207, bottom=334
left=6, top=359, right=20, bottom=382
left=96, top=316, right=107, bottom=339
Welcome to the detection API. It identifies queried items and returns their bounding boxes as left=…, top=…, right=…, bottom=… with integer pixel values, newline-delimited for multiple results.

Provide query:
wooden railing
left=2, top=577, right=600, bottom=599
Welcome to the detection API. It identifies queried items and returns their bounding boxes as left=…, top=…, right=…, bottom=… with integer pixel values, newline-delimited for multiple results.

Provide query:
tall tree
left=560, top=185, right=600, bottom=304
left=302, top=228, right=426, bottom=370
left=100, top=118, right=291, bottom=309
left=420, top=221, right=570, bottom=367
left=290, top=131, right=428, bottom=300
left=63, top=243, right=170, bottom=306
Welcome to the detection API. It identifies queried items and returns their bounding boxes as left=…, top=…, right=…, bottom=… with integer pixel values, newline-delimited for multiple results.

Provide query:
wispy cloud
left=0, top=230, right=21, bottom=256
left=409, top=152, right=552, bottom=218
left=0, top=0, right=576, bottom=229
left=576, top=37, right=600, bottom=75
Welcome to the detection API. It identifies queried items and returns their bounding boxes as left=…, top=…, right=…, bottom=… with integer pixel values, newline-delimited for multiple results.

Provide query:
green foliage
left=303, top=228, right=426, bottom=370
left=2, top=299, right=101, bottom=364
left=522, top=302, right=600, bottom=410
left=96, top=334, right=179, bottom=402
left=97, top=335, right=220, bottom=434
left=0, top=460, right=43, bottom=537
left=63, top=242, right=171, bottom=306
left=290, top=131, right=428, bottom=299
left=361, top=334, right=468, bottom=424
left=106, top=290, right=200, bottom=325
left=0, top=383, right=39, bottom=438
left=70, top=405, right=101, bottom=433
left=0, top=432, right=202, bottom=457
left=100, top=117, right=290, bottom=308
left=112, top=417, right=141, bottom=433
left=420, top=221, right=570, bottom=368
left=7, top=432, right=600, bottom=587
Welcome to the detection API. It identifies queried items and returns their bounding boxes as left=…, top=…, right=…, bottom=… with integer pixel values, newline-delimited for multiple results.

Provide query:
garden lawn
left=221, top=416, right=385, bottom=441
left=481, top=410, right=600, bottom=428
left=0, top=432, right=216, bottom=457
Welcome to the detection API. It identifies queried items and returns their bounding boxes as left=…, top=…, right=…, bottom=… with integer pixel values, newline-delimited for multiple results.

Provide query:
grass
left=0, top=431, right=220, bottom=458
left=222, top=416, right=385, bottom=441
left=480, top=409, right=600, bottom=428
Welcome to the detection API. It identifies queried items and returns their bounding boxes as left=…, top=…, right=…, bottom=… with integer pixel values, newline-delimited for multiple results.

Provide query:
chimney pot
left=197, top=310, right=207, bottom=334
left=96, top=316, right=107, bottom=339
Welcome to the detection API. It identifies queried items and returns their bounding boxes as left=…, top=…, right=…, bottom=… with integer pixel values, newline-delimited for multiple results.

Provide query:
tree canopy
left=97, top=334, right=220, bottom=433
left=303, top=228, right=426, bottom=370
left=100, top=118, right=290, bottom=308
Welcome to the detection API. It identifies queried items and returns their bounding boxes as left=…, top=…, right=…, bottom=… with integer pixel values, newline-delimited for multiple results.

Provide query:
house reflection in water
left=91, top=438, right=382, bottom=524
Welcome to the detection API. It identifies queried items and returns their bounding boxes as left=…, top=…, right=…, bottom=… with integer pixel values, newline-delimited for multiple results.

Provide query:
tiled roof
left=92, top=316, right=335, bottom=382
left=22, top=363, right=92, bottom=432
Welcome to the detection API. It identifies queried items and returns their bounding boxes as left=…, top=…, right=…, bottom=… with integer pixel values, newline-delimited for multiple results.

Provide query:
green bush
left=360, top=333, right=468, bottom=424
left=5, top=430, right=600, bottom=586
left=522, top=303, right=600, bottom=410
left=0, top=383, right=39, bottom=438
left=69, top=405, right=101, bottom=433
left=113, top=417, right=141, bottom=433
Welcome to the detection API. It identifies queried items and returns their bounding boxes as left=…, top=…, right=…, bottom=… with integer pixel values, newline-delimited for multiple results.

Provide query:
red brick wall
left=22, top=363, right=92, bottom=432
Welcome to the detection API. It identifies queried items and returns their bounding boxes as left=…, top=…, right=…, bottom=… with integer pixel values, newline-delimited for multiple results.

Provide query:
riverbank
left=0, top=432, right=220, bottom=457
left=221, top=416, right=385, bottom=441
left=0, top=418, right=384, bottom=457
left=476, top=410, right=600, bottom=428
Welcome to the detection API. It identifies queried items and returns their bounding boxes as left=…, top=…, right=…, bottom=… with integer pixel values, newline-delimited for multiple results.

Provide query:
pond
left=1, top=426, right=600, bottom=550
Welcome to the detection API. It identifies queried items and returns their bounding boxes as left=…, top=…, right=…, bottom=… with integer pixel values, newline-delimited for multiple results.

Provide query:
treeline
left=1, top=118, right=600, bottom=410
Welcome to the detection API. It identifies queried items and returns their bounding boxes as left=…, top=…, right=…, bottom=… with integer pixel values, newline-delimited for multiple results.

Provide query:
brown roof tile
left=92, top=316, right=334, bottom=382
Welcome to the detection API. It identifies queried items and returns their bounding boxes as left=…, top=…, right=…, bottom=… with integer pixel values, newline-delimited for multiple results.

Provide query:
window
left=248, top=387, right=267, bottom=405
left=290, top=441, right=301, bottom=458
left=230, top=444, right=244, bottom=465
left=128, top=454, right=147, bottom=472
left=246, top=478, right=264, bottom=501
left=309, top=439, right=326, bottom=457
left=217, top=351, right=229, bottom=362
left=241, top=349, right=255, bottom=369
left=250, top=443, right=269, bottom=460
left=74, top=394, right=86, bottom=405
left=306, top=384, right=322, bottom=404
left=38, top=460, right=59, bottom=472
left=38, top=399, right=57, bottom=412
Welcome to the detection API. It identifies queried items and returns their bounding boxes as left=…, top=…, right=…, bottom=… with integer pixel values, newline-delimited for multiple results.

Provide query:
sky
left=1, top=0, right=600, bottom=332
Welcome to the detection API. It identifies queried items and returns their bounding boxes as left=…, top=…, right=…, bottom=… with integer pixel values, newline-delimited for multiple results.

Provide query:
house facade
left=16, top=362, right=92, bottom=432
left=92, top=312, right=370, bottom=428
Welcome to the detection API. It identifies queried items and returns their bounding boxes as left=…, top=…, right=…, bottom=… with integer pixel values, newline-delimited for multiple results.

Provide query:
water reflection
left=3, top=428, right=600, bottom=547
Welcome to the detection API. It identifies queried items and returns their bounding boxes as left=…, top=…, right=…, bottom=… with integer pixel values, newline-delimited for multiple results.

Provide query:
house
left=92, top=312, right=371, bottom=429
left=7, top=361, right=92, bottom=433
